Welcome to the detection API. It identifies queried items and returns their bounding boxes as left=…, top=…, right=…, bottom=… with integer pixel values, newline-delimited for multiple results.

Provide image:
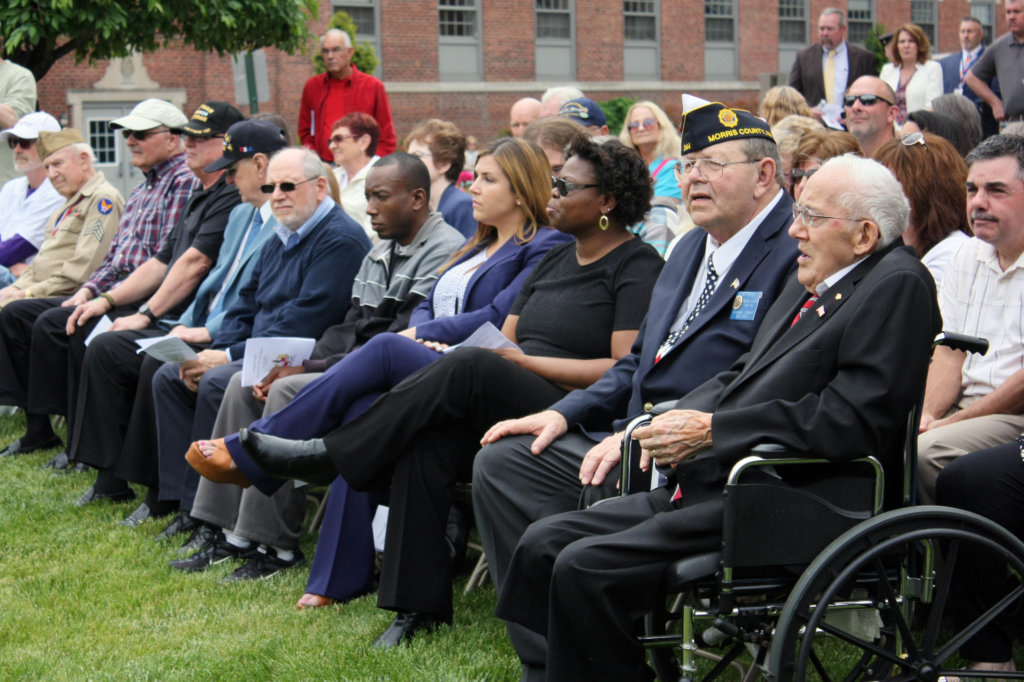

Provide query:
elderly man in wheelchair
left=493, top=154, right=1024, bottom=681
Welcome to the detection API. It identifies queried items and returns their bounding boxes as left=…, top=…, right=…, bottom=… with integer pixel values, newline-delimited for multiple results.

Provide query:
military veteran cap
left=558, top=97, right=607, bottom=127
left=109, top=98, right=188, bottom=131
left=180, top=101, right=244, bottom=138
left=205, top=119, right=289, bottom=172
left=37, top=128, right=85, bottom=161
left=679, top=94, right=774, bottom=155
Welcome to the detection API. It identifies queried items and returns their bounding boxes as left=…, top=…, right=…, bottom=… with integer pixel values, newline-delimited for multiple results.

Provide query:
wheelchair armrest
left=933, top=331, right=988, bottom=356
left=620, top=412, right=655, bottom=496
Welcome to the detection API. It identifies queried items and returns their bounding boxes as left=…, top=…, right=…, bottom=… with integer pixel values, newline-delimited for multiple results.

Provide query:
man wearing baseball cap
left=0, top=98, right=196, bottom=461
left=0, top=112, right=64, bottom=286
left=557, top=97, right=610, bottom=136
left=72, top=118, right=288, bottom=525
left=0, top=129, right=122, bottom=305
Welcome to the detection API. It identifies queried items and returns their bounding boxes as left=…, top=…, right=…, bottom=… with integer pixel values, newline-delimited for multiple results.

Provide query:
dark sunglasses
left=551, top=176, right=598, bottom=196
left=627, top=117, right=658, bottom=130
left=260, top=177, right=317, bottom=194
left=791, top=167, right=819, bottom=181
left=6, top=137, right=33, bottom=150
left=121, top=127, right=171, bottom=141
left=843, top=94, right=893, bottom=108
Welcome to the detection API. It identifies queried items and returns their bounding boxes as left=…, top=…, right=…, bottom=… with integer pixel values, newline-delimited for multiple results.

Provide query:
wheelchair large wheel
left=769, top=507, right=1024, bottom=682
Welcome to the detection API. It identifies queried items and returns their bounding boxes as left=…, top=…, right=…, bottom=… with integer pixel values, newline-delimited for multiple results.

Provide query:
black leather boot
left=238, top=429, right=336, bottom=485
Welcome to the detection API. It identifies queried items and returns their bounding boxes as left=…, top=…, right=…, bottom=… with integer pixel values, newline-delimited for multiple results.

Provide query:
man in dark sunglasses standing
left=843, top=76, right=898, bottom=158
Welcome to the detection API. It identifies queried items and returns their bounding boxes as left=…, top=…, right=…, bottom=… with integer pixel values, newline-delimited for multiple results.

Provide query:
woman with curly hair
left=406, top=118, right=477, bottom=237
left=758, top=85, right=815, bottom=126
left=618, top=100, right=682, bottom=201
left=189, top=132, right=665, bottom=645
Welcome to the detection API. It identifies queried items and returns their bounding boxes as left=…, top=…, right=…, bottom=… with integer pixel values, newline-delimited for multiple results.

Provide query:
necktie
left=790, top=295, right=819, bottom=326
left=824, top=49, right=837, bottom=104
left=656, top=254, right=718, bottom=363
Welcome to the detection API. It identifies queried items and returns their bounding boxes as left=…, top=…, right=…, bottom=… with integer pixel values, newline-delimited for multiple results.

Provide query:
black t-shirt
left=154, top=175, right=240, bottom=318
left=510, top=237, right=663, bottom=359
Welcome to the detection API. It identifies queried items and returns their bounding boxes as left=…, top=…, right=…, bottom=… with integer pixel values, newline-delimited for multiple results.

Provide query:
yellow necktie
left=824, top=49, right=836, bottom=104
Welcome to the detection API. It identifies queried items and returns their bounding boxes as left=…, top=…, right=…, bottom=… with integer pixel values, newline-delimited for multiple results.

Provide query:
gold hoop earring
left=599, top=214, right=609, bottom=231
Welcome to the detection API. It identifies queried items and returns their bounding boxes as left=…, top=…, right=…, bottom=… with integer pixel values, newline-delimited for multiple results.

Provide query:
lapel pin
left=817, top=306, right=826, bottom=317
left=730, top=278, right=740, bottom=289
left=834, top=292, right=842, bottom=300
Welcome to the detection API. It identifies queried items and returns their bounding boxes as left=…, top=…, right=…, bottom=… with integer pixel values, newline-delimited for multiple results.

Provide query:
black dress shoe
left=41, top=450, right=70, bottom=469
left=120, top=502, right=173, bottom=527
left=176, top=523, right=217, bottom=555
left=372, top=611, right=450, bottom=649
left=0, top=435, right=63, bottom=457
left=239, top=429, right=336, bottom=486
left=155, top=511, right=198, bottom=541
left=62, top=461, right=91, bottom=475
left=75, top=485, right=136, bottom=507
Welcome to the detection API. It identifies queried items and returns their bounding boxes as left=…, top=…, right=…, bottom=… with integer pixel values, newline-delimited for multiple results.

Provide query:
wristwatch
left=138, top=303, right=158, bottom=323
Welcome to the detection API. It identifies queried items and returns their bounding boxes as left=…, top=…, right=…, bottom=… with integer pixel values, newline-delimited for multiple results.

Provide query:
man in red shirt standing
left=299, top=29, right=397, bottom=162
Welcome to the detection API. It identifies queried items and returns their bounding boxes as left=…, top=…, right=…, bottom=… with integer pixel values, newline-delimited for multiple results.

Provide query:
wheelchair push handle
left=932, top=331, right=988, bottom=356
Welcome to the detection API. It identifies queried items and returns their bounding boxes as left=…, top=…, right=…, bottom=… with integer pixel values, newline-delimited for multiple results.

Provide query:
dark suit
left=494, top=244, right=941, bottom=681
left=788, top=41, right=878, bottom=106
left=939, top=48, right=1000, bottom=138
left=472, top=192, right=799, bottom=670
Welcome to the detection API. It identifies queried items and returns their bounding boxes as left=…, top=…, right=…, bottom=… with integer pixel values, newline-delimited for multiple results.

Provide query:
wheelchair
left=617, top=332, right=1024, bottom=681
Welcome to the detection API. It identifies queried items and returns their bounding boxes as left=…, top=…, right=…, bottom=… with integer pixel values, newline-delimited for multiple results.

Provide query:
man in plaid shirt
left=0, top=99, right=197, bottom=459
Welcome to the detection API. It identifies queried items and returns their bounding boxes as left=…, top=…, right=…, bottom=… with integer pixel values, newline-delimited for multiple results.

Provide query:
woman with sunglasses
left=618, top=100, right=682, bottom=202
left=879, top=23, right=943, bottom=125
left=874, top=132, right=971, bottom=290
left=788, top=130, right=861, bottom=200
left=189, top=134, right=663, bottom=642
left=328, top=112, right=379, bottom=242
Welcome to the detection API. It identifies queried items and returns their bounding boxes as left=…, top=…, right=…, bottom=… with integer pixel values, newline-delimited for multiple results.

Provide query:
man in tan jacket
left=0, top=129, right=123, bottom=306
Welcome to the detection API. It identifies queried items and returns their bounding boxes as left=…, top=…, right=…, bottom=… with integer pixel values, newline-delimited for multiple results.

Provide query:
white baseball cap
left=109, top=98, right=188, bottom=131
left=0, top=111, right=61, bottom=142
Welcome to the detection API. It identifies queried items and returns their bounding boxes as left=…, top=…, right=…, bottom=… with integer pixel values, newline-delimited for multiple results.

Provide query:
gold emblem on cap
left=718, top=109, right=739, bottom=128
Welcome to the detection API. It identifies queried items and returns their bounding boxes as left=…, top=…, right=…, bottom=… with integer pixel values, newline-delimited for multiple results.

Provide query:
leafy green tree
left=599, top=96, right=638, bottom=136
left=863, top=23, right=889, bottom=75
left=1, top=0, right=317, bottom=82
left=312, top=11, right=379, bottom=76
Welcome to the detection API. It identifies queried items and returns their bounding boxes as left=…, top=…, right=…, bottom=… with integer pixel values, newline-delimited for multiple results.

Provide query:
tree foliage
left=0, top=0, right=318, bottom=82
left=312, top=11, right=379, bottom=76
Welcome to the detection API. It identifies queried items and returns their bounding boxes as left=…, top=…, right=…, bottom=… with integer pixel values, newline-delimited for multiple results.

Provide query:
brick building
left=32, top=0, right=1008, bottom=196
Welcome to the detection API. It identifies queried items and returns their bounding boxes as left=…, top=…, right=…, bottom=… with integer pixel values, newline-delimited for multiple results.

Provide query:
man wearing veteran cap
left=0, top=112, right=64, bottom=286
left=69, top=119, right=286, bottom=523
left=472, top=95, right=799, bottom=679
left=0, top=98, right=196, bottom=460
left=0, top=129, right=122, bottom=307
left=557, top=97, right=610, bottom=135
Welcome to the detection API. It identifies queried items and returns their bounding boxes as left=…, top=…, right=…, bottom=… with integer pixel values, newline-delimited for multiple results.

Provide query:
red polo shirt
left=298, top=65, right=397, bottom=162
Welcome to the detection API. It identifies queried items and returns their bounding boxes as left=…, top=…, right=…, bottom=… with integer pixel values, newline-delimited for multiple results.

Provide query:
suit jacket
left=939, top=48, right=1000, bottom=137
left=409, top=226, right=572, bottom=345
left=789, top=41, right=878, bottom=106
left=552, top=192, right=799, bottom=435
left=172, top=202, right=277, bottom=339
left=670, top=244, right=941, bottom=508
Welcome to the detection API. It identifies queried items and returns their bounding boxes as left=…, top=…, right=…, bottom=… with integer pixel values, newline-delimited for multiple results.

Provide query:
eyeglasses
left=6, top=137, right=33, bottom=150
left=791, top=201, right=861, bottom=229
left=843, top=94, right=894, bottom=108
left=791, top=167, right=820, bottom=181
left=551, top=176, right=598, bottom=196
left=627, top=117, right=658, bottom=131
left=121, top=127, right=171, bottom=141
left=900, top=131, right=927, bottom=148
left=675, top=158, right=761, bottom=181
left=260, top=177, right=318, bottom=194
left=329, top=134, right=360, bottom=145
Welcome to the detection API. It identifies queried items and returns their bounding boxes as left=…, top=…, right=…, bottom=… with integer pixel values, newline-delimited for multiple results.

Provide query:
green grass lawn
left=0, top=413, right=518, bottom=681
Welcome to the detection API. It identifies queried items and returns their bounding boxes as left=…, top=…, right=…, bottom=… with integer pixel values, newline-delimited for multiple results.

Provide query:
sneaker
left=155, top=511, right=198, bottom=541
left=176, top=523, right=217, bottom=556
left=168, top=536, right=254, bottom=573
left=221, top=545, right=306, bottom=582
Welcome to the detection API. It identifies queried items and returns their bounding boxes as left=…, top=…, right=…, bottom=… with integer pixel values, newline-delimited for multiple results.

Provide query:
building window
left=910, top=0, right=937, bottom=47
left=438, top=0, right=481, bottom=81
left=705, top=0, right=736, bottom=79
left=778, top=0, right=806, bottom=44
left=624, top=0, right=659, bottom=79
left=971, top=2, right=995, bottom=44
left=536, top=0, right=575, bottom=80
left=332, top=1, right=380, bottom=69
left=847, top=0, right=874, bottom=46
left=88, top=119, right=117, bottom=166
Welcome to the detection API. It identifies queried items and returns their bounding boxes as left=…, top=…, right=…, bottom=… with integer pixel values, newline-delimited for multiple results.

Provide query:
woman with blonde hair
left=788, top=130, right=861, bottom=199
left=770, top=114, right=825, bottom=188
left=879, top=23, right=943, bottom=124
left=758, top=85, right=815, bottom=126
left=618, top=100, right=681, bottom=200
